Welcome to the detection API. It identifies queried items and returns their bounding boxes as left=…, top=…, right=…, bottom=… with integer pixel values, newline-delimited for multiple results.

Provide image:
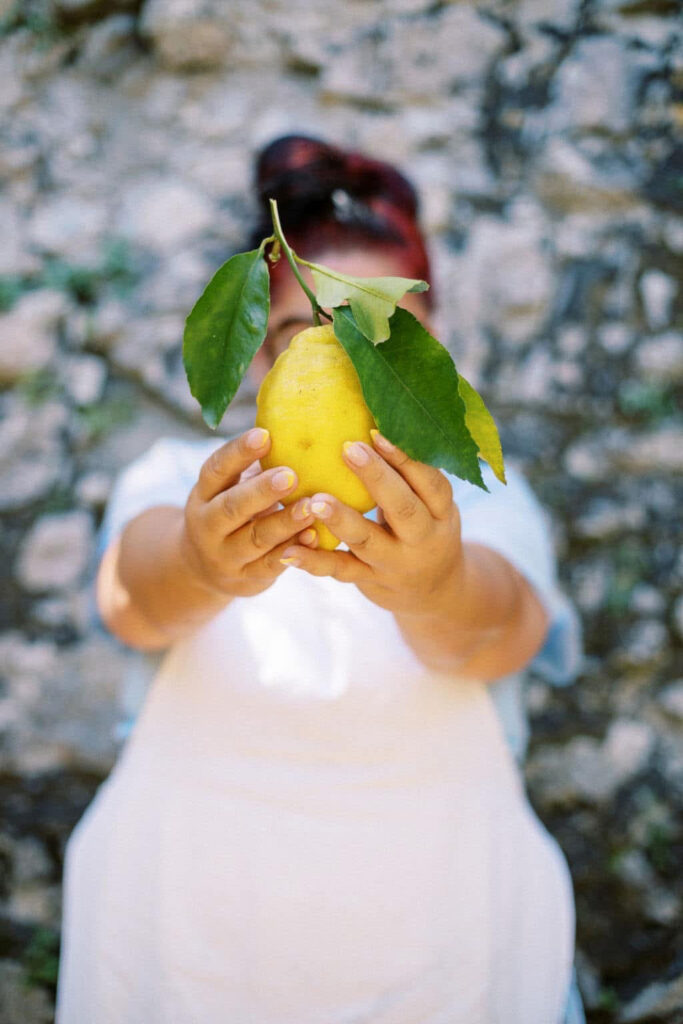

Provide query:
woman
left=56, top=135, right=585, bottom=1023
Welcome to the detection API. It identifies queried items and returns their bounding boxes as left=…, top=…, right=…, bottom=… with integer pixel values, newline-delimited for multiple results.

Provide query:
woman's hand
left=278, top=430, right=549, bottom=679
left=279, top=431, right=464, bottom=617
left=181, top=428, right=318, bottom=599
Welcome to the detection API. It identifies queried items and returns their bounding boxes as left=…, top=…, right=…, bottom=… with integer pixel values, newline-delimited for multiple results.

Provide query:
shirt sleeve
left=449, top=462, right=583, bottom=686
left=97, top=436, right=224, bottom=559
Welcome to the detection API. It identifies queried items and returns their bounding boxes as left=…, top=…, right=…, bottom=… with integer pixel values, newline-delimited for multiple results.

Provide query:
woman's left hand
left=279, top=432, right=464, bottom=617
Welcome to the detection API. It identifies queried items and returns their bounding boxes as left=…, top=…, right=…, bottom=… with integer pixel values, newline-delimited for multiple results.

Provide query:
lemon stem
left=269, top=198, right=329, bottom=326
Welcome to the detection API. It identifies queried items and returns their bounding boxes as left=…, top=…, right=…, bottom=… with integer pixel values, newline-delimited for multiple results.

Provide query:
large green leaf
left=333, top=305, right=485, bottom=489
left=307, top=261, right=428, bottom=344
left=457, top=375, right=506, bottom=484
left=183, top=248, right=270, bottom=429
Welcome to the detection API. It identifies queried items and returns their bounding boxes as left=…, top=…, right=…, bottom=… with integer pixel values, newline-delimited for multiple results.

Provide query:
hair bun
left=255, top=134, right=419, bottom=230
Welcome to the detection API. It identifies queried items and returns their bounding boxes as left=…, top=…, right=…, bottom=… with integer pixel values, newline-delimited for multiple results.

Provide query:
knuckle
left=205, top=448, right=225, bottom=481
left=220, top=490, right=239, bottom=524
left=394, top=496, right=419, bottom=522
left=248, top=518, right=271, bottom=552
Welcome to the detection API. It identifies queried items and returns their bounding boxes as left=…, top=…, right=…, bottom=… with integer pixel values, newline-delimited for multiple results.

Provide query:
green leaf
left=333, top=305, right=485, bottom=489
left=457, top=375, right=506, bottom=484
left=306, top=260, right=428, bottom=344
left=183, top=248, right=270, bottom=429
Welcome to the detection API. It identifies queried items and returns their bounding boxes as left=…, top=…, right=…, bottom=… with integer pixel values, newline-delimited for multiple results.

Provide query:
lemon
left=255, top=323, right=376, bottom=550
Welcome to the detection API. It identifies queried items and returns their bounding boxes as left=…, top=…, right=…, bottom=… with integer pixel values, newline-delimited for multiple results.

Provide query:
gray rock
left=598, top=323, right=635, bottom=354
left=0, top=290, right=67, bottom=383
left=0, top=960, right=53, bottom=1024
left=61, top=354, right=107, bottom=406
left=0, top=632, right=127, bottom=774
left=139, top=0, right=232, bottom=70
left=75, top=471, right=113, bottom=509
left=77, top=14, right=138, bottom=80
left=640, top=271, right=677, bottom=330
left=619, top=972, right=683, bottom=1023
left=619, top=619, right=669, bottom=667
left=614, top=427, right=683, bottom=475
left=673, top=595, right=683, bottom=641
left=9, top=836, right=53, bottom=885
left=16, top=511, right=93, bottom=593
left=140, top=0, right=278, bottom=71
left=116, top=178, right=214, bottom=251
left=33, top=588, right=94, bottom=635
left=0, top=198, right=40, bottom=276
left=452, top=206, right=553, bottom=349
left=575, top=500, right=646, bottom=540
left=628, top=584, right=666, bottom=616
left=27, top=195, right=108, bottom=261
left=659, top=681, right=683, bottom=721
left=322, top=7, right=505, bottom=105
left=635, top=332, right=683, bottom=383
left=0, top=396, right=67, bottom=511
left=534, top=138, right=639, bottom=213
left=528, top=720, right=655, bottom=806
left=549, top=37, right=638, bottom=135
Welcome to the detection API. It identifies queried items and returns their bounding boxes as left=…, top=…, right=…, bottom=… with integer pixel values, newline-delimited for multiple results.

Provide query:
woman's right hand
left=180, top=428, right=316, bottom=598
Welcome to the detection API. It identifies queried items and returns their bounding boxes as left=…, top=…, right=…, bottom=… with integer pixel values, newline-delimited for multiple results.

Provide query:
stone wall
left=0, top=0, right=681, bottom=1020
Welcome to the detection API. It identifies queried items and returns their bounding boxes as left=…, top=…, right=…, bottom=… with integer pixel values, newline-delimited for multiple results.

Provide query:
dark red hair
left=250, top=135, right=434, bottom=308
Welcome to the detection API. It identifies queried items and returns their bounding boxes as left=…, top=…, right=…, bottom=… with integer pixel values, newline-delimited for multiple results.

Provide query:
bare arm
left=276, top=433, right=549, bottom=682
left=393, top=542, right=549, bottom=680
left=96, top=429, right=316, bottom=652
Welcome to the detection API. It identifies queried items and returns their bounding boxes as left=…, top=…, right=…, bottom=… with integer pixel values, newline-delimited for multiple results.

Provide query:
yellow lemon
left=255, top=323, right=376, bottom=550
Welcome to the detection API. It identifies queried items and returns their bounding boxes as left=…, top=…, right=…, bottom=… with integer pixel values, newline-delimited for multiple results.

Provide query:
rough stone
left=673, top=595, right=683, bottom=642
left=575, top=500, right=646, bottom=540
left=634, top=332, right=683, bottom=383
left=15, top=511, right=94, bottom=593
left=628, top=583, right=666, bottom=616
left=619, top=972, right=683, bottom=1023
left=528, top=720, right=656, bottom=805
left=0, top=198, right=41, bottom=276
left=549, top=37, right=638, bottom=135
left=321, top=7, right=505, bottom=104
left=116, top=178, right=214, bottom=251
left=639, top=271, right=678, bottom=331
left=534, top=138, right=639, bottom=213
left=614, top=427, right=683, bottom=475
left=60, top=354, right=108, bottom=407
left=452, top=206, right=554, bottom=349
left=27, top=195, right=108, bottom=261
left=0, top=960, right=53, bottom=1024
left=0, top=396, right=67, bottom=511
left=0, top=291, right=67, bottom=384
left=77, top=14, right=139, bottom=80
left=618, top=619, right=669, bottom=667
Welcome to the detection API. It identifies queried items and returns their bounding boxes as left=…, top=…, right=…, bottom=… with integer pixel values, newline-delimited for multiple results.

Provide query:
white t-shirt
left=98, top=437, right=583, bottom=760
left=55, top=438, right=581, bottom=1023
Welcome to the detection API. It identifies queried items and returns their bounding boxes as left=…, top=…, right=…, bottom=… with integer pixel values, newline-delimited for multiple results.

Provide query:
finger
left=278, top=545, right=374, bottom=585
left=204, top=464, right=298, bottom=536
left=370, top=431, right=454, bottom=519
left=242, top=532, right=319, bottom=584
left=196, top=428, right=271, bottom=501
left=308, top=493, right=394, bottom=566
left=228, top=498, right=315, bottom=565
left=341, top=440, right=432, bottom=544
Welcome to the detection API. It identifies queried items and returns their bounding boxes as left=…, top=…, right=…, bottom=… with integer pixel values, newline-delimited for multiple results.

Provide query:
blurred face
left=249, top=247, right=432, bottom=386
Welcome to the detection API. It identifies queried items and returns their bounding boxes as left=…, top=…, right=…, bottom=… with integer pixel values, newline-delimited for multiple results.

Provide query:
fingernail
left=299, top=528, right=317, bottom=545
left=280, top=556, right=301, bottom=568
left=246, top=427, right=269, bottom=449
left=292, top=498, right=311, bottom=520
left=343, top=441, right=370, bottom=466
left=311, top=499, right=332, bottom=519
left=272, top=468, right=295, bottom=492
left=370, top=429, right=395, bottom=453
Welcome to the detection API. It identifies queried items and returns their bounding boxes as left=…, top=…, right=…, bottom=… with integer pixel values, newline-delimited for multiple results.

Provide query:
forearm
left=96, top=506, right=232, bottom=652
left=394, top=543, right=548, bottom=681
